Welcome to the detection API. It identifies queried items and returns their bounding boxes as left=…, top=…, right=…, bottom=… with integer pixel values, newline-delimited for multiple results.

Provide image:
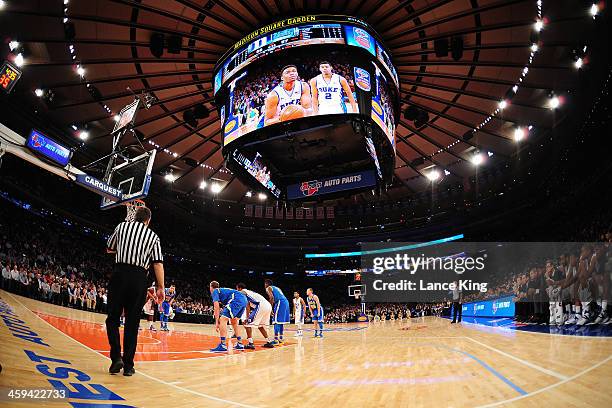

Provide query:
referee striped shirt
left=106, top=221, right=163, bottom=269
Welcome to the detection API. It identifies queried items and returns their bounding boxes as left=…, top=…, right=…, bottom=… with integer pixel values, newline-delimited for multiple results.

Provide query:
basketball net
left=123, top=199, right=146, bottom=222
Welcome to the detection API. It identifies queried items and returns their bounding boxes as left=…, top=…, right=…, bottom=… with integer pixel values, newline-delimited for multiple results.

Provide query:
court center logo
left=300, top=180, right=323, bottom=196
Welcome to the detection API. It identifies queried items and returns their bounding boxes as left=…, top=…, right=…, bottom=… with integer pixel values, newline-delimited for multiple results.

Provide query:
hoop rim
left=121, top=199, right=146, bottom=207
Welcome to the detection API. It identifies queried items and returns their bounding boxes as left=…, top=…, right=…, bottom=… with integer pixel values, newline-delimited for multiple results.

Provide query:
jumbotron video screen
left=214, top=17, right=399, bottom=151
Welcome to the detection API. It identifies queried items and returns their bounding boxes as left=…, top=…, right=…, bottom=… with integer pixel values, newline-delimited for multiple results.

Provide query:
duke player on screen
left=264, top=65, right=312, bottom=125
left=310, top=61, right=358, bottom=115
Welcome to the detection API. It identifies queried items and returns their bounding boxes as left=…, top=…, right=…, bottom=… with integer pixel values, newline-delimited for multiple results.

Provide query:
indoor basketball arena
left=0, top=1, right=611, bottom=407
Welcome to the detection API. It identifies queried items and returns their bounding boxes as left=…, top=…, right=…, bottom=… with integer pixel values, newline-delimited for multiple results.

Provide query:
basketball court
left=2, top=290, right=610, bottom=407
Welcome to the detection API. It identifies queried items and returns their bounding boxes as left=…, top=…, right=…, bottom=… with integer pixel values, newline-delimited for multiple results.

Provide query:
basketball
left=280, top=104, right=306, bottom=121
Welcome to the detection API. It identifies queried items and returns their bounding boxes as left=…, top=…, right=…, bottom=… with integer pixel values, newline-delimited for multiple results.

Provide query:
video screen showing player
left=222, top=49, right=360, bottom=146
left=310, top=61, right=358, bottom=115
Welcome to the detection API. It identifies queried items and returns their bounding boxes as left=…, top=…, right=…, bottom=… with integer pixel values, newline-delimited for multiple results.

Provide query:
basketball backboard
left=100, top=150, right=156, bottom=210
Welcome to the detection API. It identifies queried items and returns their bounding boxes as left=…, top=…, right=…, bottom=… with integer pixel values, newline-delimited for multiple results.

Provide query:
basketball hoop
left=123, top=199, right=146, bottom=222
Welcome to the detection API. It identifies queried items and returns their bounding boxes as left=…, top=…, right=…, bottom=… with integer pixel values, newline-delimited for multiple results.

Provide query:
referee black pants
left=105, top=264, right=148, bottom=370
left=452, top=301, right=462, bottom=322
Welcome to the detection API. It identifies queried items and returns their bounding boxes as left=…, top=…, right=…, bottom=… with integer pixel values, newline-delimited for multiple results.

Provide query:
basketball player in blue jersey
left=310, top=61, right=358, bottom=115
left=159, top=284, right=176, bottom=331
left=307, top=288, right=324, bottom=338
left=209, top=281, right=248, bottom=352
left=264, top=279, right=290, bottom=344
left=264, top=65, right=312, bottom=125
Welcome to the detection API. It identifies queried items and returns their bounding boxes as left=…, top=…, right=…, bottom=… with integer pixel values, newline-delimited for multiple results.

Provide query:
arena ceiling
left=0, top=0, right=601, bottom=204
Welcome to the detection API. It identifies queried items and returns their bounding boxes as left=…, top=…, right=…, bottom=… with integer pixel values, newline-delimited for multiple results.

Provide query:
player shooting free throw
left=265, top=64, right=312, bottom=125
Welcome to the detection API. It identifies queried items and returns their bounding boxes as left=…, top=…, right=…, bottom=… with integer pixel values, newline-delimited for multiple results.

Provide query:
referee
left=105, top=206, right=164, bottom=376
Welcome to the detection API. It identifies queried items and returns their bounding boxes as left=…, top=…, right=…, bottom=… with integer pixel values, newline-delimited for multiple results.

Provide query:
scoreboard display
left=0, top=61, right=22, bottom=94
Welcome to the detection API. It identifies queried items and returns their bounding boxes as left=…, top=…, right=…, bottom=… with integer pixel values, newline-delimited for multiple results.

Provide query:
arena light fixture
left=534, top=19, right=544, bottom=32
left=590, top=3, right=599, bottom=16
left=78, top=130, right=89, bottom=140
left=76, top=65, right=85, bottom=77
left=113, top=114, right=120, bottom=122
left=8, top=41, right=19, bottom=51
left=211, top=183, right=223, bottom=194
left=471, top=153, right=484, bottom=166
left=426, top=170, right=440, bottom=181
left=513, top=127, right=527, bottom=141
left=258, top=192, right=267, bottom=200
left=14, top=53, right=24, bottom=67
left=444, top=169, right=451, bottom=176
left=164, top=173, right=176, bottom=182
left=0, top=1, right=5, bottom=10
left=199, top=181, right=207, bottom=189
left=548, top=95, right=560, bottom=109
left=34, top=88, right=44, bottom=97
left=575, top=58, right=583, bottom=69
left=498, top=100, right=508, bottom=110
left=530, top=43, right=539, bottom=52
left=245, top=191, right=252, bottom=198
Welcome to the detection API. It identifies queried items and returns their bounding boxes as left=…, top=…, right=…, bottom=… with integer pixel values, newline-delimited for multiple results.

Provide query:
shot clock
left=0, top=61, right=23, bottom=94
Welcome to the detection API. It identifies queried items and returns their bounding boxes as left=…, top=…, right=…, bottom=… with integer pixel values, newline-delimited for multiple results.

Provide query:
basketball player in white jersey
left=293, top=291, right=306, bottom=337
left=310, top=61, right=358, bottom=115
left=265, top=65, right=312, bottom=125
left=143, top=285, right=157, bottom=331
left=236, top=283, right=275, bottom=349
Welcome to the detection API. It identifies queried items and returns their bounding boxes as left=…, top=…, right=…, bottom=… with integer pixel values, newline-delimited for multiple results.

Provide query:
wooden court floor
left=1, top=290, right=611, bottom=407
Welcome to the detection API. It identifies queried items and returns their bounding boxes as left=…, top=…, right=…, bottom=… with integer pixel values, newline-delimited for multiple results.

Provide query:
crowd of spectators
left=1, top=190, right=610, bottom=326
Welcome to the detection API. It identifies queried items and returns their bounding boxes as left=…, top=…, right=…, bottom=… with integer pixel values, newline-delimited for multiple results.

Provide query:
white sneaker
left=565, top=314, right=578, bottom=325
left=593, top=311, right=607, bottom=324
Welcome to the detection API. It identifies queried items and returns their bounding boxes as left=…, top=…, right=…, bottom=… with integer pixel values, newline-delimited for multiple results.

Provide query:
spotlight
left=211, top=183, right=222, bottom=194
left=444, top=169, right=451, bottom=176
left=433, top=38, right=449, bottom=57
left=64, top=0, right=69, bottom=4
left=164, top=173, right=176, bottom=182
left=404, top=106, right=419, bottom=120
left=414, top=110, right=429, bottom=128
left=498, top=100, right=508, bottom=110
left=113, top=114, right=120, bottom=122
left=471, top=153, right=484, bottom=166
left=530, top=43, right=538, bottom=52
left=426, top=170, right=440, bottom=181
left=14, top=53, right=24, bottom=67
left=245, top=191, right=252, bottom=198
left=590, top=3, right=599, bottom=16
left=8, top=41, right=19, bottom=51
left=575, top=58, right=583, bottom=69
left=183, top=109, right=198, bottom=128
left=199, top=180, right=208, bottom=189
left=0, top=1, right=5, bottom=9
left=258, top=192, right=267, bottom=200
left=450, top=36, right=464, bottom=61
left=34, top=88, right=44, bottom=97
left=513, top=127, right=527, bottom=141
left=167, top=35, right=182, bottom=54
left=76, top=66, right=85, bottom=77
left=193, top=104, right=209, bottom=119
left=150, top=33, right=165, bottom=58
left=534, top=20, right=544, bottom=32
left=78, top=130, right=89, bottom=140
left=548, top=95, right=560, bottom=110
